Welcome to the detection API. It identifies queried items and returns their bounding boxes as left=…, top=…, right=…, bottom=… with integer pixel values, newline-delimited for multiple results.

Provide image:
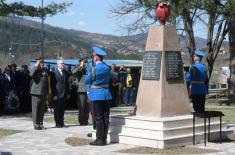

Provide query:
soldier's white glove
left=53, top=96, right=57, bottom=100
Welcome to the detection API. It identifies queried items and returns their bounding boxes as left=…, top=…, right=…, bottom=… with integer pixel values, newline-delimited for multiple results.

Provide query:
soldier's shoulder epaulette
left=102, top=61, right=111, bottom=69
left=190, top=65, right=197, bottom=77
left=190, top=64, right=196, bottom=70
left=88, top=62, right=95, bottom=80
left=201, top=63, right=207, bottom=67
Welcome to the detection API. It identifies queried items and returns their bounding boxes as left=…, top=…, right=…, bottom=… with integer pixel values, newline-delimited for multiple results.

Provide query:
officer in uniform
left=30, top=57, right=48, bottom=130
left=86, top=47, right=112, bottom=146
left=72, top=57, right=89, bottom=125
left=188, top=50, right=208, bottom=113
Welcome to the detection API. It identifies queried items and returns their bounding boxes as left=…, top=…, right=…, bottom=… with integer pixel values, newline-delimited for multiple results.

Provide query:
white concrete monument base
left=101, top=114, right=232, bottom=148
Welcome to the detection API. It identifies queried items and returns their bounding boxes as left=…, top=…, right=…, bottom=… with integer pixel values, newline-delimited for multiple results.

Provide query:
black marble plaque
left=165, top=51, right=183, bottom=81
left=142, top=51, right=161, bottom=80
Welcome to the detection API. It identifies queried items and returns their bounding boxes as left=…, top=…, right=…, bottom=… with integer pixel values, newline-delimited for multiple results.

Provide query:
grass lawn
left=0, top=129, right=23, bottom=139
left=44, top=113, right=79, bottom=125
left=44, top=110, right=129, bottom=125
left=44, top=104, right=235, bottom=125
left=205, top=107, right=235, bottom=124
left=205, top=99, right=235, bottom=124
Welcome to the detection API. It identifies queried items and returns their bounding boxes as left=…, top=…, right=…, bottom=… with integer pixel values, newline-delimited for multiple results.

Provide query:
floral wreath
left=6, top=91, right=20, bottom=111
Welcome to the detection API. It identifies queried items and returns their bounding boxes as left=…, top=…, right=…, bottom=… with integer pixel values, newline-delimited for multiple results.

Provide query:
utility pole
left=41, top=0, right=44, bottom=57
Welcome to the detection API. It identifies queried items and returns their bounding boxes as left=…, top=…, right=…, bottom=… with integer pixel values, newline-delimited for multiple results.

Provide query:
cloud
left=64, top=11, right=75, bottom=16
left=78, top=21, right=87, bottom=27
left=78, top=12, right=85, bottom=17
left=64, top=11, right=85, bottom=17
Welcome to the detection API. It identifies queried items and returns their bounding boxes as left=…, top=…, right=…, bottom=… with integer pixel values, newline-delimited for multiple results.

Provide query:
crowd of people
left=0, top=47, right=141, bottom=146
left=0, top=60, right=140, bottom=114
left=0, top=64, right=31, bottom=113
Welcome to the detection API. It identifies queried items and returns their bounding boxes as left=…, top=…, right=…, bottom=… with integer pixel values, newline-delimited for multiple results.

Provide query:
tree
left=0, top=0, right=72, bottom=17
left=229, top=11, right=235, bottom=99
left=110, top=0, right=235, bottom=81
left=0, top=0, right=72, bottom=60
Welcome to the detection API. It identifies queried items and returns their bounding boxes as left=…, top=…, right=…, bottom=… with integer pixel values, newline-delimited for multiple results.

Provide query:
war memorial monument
left=92, top=2, right=233, bottom=149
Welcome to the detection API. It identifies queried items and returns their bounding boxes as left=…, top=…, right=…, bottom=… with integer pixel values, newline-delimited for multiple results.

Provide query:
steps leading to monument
left=110, top=114, right=223, bottom=130
left=108, top=131, right=232, bottom=148
left=105, top=115, right=233, bottom=148
left=110, top=123, right=226, bottom=140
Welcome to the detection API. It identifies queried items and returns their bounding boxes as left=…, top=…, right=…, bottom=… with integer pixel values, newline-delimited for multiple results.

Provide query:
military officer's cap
left=79, top=57, right=88, bottom=63
left=11, top=63, right=17, bottom=68
left=35, top=57, right=44, bottom=63
left=92, top=47, right=107, bottom=57
left=194, top=50, right=205, bottom=57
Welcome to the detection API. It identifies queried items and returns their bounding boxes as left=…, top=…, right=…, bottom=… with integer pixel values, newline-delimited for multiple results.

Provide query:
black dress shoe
left=39, top=125, right=46, bottom=130
left=79, top=121, right=88, bottom=126
left=34, top=126, right=42, bottom=130
left=87, top=133, right=92, bottom=137
left=80, top=123, right=88, bottom=126
left=61, top=124, right=67, bottom=128
left=55, top=124, right=62, bottom=128
left=89, top=139, right=106, bottom=146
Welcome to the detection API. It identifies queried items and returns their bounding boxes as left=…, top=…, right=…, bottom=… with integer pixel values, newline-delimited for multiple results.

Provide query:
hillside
left=0, top=16, right=230, bottom=77
left=0, top=16, right=142, bottom=62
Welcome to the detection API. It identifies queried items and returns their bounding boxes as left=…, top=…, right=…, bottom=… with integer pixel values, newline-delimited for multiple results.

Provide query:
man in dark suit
left=109, top=64, right=119, bottom=107
left=30, top=57, right=48, bottom=130
left=0, top=66, right=17, bottom=113
left=51, top=59, right=69, bottom=128
left=0, top=66, right=16, bottom=97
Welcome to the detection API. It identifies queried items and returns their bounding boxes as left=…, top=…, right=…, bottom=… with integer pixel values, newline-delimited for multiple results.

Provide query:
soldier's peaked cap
left=194, top=50, right=205, bottom=57
left=92, top=47, right=107, bottom=56
left=79, top=57, right=88, bottom=63
left=35, top=57, right=44, bottom=62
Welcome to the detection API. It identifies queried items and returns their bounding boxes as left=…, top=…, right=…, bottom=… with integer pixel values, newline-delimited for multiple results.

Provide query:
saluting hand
left=35, top=61, right=40, bottom=67
left=80, top=61, right=86, bottom=68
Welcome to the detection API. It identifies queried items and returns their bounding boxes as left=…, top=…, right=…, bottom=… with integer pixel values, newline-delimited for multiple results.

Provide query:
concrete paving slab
left=0, top=112, right=234, bottom=155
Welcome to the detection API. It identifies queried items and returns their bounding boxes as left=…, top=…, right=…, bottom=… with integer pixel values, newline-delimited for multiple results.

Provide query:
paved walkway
left=0, top=110, right=235, bottom=155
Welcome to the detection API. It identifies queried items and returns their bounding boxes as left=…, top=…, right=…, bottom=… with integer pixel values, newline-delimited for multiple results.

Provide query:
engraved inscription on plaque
left=142, top=51, right=161, bottom=80
left=165, top=51, right=183, bottom=81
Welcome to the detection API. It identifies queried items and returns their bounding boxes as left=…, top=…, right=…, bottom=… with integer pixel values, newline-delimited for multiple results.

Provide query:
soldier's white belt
left=91, top=85, right=109, bottom=88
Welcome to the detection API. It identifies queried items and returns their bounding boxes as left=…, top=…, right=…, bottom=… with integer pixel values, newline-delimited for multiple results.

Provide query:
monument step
left=110, top=115, right=223, bottom=130
left=106, top=129, right=233, bottom=149
left=109, top=124, right=227, bottom=140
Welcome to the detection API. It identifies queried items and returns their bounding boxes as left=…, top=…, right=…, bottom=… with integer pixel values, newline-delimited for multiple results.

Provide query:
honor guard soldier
left=30, top=57, right=48, bottom=130
left=188, top=50, right=209, bottom=113
left=86, top=47, right=112, bottom=146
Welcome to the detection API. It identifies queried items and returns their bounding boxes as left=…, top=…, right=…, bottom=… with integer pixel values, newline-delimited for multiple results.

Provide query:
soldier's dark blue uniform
left=86, top=47, right=112, bottom=146
left=188, top=50, right=208, bottom=113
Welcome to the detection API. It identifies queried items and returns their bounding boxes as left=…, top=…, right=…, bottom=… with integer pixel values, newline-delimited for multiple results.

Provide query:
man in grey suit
left=72, top=57, right=89, bottom=125
left=51, top=59, right=69, bottom=128
left=30, top=57, right=48, bottom=130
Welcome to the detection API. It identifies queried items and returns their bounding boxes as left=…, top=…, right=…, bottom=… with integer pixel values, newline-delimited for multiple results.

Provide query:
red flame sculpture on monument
left=155, top=2, right=171, bottom=25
